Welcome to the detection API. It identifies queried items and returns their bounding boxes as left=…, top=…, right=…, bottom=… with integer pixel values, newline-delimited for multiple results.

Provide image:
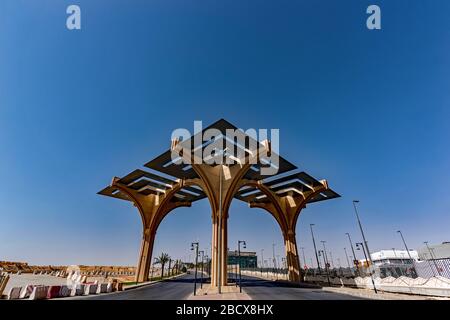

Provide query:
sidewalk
left=323, top=286, right=450, bottom=300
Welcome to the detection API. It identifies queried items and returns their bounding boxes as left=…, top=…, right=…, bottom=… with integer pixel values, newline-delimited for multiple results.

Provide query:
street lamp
left=396, top=230, right=417, bottom=277
left=344, top=248, right=351, bottom=268
left=320, top=241, right=330, bottom=268
left=191, top=242, right=199, bottom=295
left=310, top=224, right=321, bottom=272
left=353, top=200, right=373, bottom=266
left=345, top=233, right=358, bottom=273
left=151, top=257, right=158, bottom=281
left=318, top=250, right=330, bottom=286
left=300, top=247, right=307, bottom=270
left=198, top=250, right=204, bottom=289
left=356, top=242, right=377, bottom=293
left=260, top=249, right=264, bottom=275
left=424, top=241, right=440, bottom=276
left=238, top=240, right=246, bottom=293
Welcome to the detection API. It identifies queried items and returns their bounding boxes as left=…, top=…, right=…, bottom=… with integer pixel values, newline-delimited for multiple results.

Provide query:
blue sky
left=1, top=0, right=449, bottom=268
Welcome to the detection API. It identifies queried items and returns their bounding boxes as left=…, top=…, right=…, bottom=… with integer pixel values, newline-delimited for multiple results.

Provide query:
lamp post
left=318, top=250, right=331, bottom=286
left=320, top=241, right=329, bottom=268
left=345, top=233, right=357, bottom=272
left=238, top=240, right=246, bottom=293
left=310, top=224, right=321, bottom=272
left=260, top=249, right=264, bottom=275
left=356, top=242, right=377, bottom=293
left=300, top=247, right=307, bottom=270
left=329, top=251, right=334, bottom=269
left=344, top=248, right=351, bottom=268
left=353, top=201, right=373, bottom=266
left=424, top=241, right=441, bottom=276
left=191, top=242, right=199, bottom=295
left=396, top=230, right=416, bottom=277
left=151, top=257, right=157, bottom=281
left=198, top=250, right=204, bottom=289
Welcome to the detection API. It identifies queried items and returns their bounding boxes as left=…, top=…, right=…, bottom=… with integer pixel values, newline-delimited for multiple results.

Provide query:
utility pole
left=356, top=242, right=377, bottom=293
left=191, top=242, right=199, bottom=295
left=345, top=233, right=357, bottom=266
left=310, top=224, right=321, bottom=272
left=260, top=249, right=264, bottom=275
left=397, top=230, right=417, bottom=277
left=319, top=250, right=330, bottom=286
left=424, top=241, right=441, bottom=276
left=199, top=250, right=204, bottom=289
left=321, top=241, right=329, bottom=267
left=300, top=247, right=307, bottom=269
left=353, top=200, right=373, bottom=265
left=344, top=248, right=351, bottom=268
left=238, top=240, right=246, bottom=293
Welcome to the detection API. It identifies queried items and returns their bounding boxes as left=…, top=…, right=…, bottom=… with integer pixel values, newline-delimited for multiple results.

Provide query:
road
left=71, top=273, right=197, bottom=300
left=238, top=274, right=366, bottom=300
left=70, top=273, right=364, bottom=300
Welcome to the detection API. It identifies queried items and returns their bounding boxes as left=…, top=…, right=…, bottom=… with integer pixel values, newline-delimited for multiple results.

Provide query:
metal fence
left=414, top=258, right=450, bottom=279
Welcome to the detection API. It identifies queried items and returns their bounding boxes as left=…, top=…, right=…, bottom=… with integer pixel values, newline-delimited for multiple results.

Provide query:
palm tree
left=155, top=253, right=170, bottom=279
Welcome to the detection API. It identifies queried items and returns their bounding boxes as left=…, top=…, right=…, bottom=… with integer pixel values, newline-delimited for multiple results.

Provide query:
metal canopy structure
left=98, top=169, right=206, bottom=203
left=144, top=119, right=297, bottom=181
left=98, top=118, right=340, bottom=286
left=234, top=171, right=340, bottom=204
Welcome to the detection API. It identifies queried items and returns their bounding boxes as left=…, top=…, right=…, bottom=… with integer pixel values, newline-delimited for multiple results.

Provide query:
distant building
left=362, top=249, right=419, bottom=278
left=228, top=251, right=257, bottom=268
left=370, top=249, right=419, bottom=265
left=417, top=242, right=450, bottom=260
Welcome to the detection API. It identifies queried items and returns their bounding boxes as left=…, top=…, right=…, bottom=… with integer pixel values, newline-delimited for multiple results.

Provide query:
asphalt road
left=70, top=273, right=365, bottom=300
left=71, top=273, right=198, bottom=300
left=238, top=274, right=366, bottom=300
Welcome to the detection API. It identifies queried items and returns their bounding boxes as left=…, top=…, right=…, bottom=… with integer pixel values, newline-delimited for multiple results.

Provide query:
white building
left=369, top=249, right=419, bottom=266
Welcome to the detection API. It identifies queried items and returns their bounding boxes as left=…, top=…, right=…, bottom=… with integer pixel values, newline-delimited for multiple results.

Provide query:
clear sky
left=1, top=0, right=449, bottom=268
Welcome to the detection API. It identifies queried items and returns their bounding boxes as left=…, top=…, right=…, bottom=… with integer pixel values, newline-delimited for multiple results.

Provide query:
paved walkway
left=323, top=286, right=450, bottom=300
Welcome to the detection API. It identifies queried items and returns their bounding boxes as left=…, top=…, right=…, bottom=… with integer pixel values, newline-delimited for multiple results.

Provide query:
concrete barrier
left=59, top=285, right=71, bottom=297
left=7, top=287, right=22, bottom=300
left=47, top=285, right=61, bottom=299
left=97, top=283, right=108, bottom=294
left=84, top=284, right=98, bottom=295
left=29, top=286, right=48, bottom=300
left=71, top=284, right=85, bottom=296
left=20, top=284, right=34, bottom=299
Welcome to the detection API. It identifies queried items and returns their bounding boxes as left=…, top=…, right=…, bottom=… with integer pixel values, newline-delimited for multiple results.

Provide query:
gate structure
left=98, top=119, right=340, bottom=286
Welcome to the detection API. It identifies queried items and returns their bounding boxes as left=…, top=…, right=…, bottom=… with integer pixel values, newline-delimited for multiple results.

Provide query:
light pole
left=151, top=257, right=157, bottom=280
left=238, top=240, right=246, bottom=293
left=272, top=243, right=276, bottom=270
left=199, top=250, right=204, bottom=289
left=300, top=247, right=307, bottom=270
left=260, top=249, right=264, bottom=275
left=310, top=224, right=321, bottom=272
left=345, top=233, right=357, bottom=272
left=318, top=250, right=331, bottom=286
left=329, top=251, right=334, bottom=269
left=356, top=242, right=377, bottom=293
left=321, top=241, right=329, bottom=267
left=344, top=248, right=351, bottom=268
left=191, top=242, right=199, bottom=295
left=424, top=241, right=441, bottom=276
left=353, top=200, right=373, bottom=266
left=396, top=230, right=416, bottom=277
